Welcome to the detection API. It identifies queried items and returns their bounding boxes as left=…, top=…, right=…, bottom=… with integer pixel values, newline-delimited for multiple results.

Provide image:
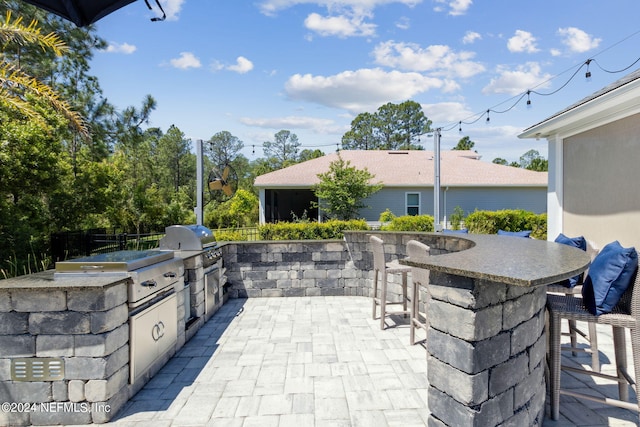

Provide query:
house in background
left=253, top=150, right=547, bottom=225
left=519, top=68, right=640, bottom=249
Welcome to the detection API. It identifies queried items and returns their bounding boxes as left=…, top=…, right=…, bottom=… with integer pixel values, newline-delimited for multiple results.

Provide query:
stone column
left=425, top=271, right=547, bottom=426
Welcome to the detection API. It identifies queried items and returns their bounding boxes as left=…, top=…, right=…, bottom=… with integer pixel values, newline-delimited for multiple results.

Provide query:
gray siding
left=358, top=186, right=546, bottom=222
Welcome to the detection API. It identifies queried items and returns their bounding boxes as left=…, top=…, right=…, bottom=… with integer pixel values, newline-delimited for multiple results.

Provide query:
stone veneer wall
left=426, top=272, right=547, bottom=426
left=220, top=231, right=433, bottom=300
left=0, top=281, right=130, bottom=425
left=220, top=231, right=449, bottom=305
left=0, top=279, right=189, bottom=426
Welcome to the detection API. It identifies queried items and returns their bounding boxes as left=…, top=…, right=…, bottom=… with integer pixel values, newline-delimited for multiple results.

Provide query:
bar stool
left=370, top=235, right=411, bottom=330
left=407, top=240, right=430, bottom=345
left=547, top=240, right=600, bottom=371
left=547, top=264, right=640, bottom=421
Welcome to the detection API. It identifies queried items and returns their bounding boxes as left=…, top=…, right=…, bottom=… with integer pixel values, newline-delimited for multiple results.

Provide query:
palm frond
left=0, top=11, right=68, bottom=56
left=0, top=62, right=88, bottom=137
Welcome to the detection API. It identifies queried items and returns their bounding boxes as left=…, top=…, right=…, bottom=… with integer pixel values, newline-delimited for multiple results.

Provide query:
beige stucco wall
left=562, top=113, right=640, bottom=249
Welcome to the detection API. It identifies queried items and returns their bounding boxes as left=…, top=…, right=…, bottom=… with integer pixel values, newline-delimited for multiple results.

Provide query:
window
left=406, top=193, right=420, bottom=216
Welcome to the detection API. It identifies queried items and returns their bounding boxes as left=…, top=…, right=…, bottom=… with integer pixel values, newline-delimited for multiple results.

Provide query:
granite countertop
left=400, top=233, right=591, bottom=287
left=0, top=270, right=131, bottom=290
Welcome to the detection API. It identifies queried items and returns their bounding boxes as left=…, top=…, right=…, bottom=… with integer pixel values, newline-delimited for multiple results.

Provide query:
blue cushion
left=497, top=229, right=531, bottom=238
left=581, top=241, right=638, bottom=315
left=443, top=229, right=468, bottom=234
left=554, top=233, right=587, bottom=287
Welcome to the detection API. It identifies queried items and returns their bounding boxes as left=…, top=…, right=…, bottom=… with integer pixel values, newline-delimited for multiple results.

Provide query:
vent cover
left=11, top=358, right=65, bottom=381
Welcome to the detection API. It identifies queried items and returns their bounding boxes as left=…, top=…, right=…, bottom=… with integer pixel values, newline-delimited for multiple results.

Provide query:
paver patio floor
left=69, top=296, right=638, bottom=426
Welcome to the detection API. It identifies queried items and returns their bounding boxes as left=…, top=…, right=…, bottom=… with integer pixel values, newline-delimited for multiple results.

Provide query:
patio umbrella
left=20, top=0, right=165, bottom=27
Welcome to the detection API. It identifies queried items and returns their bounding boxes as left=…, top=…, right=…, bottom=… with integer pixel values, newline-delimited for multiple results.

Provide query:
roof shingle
left=254, top=150, right=547, bottom=188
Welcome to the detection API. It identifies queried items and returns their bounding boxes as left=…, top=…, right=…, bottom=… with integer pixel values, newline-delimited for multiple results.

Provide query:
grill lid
left=159, top=225, right=215, bottom=251
left=55, top=249, right=174, bottom=273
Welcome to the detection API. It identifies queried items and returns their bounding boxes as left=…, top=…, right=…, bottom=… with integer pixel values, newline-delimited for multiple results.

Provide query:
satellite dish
left=208, top=164, right=238, bottom=201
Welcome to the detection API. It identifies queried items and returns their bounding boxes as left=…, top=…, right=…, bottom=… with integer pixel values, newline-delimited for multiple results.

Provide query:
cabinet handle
left=163, top=271, right=177, bottom=278
left=141, top=280, right=157, bottom=287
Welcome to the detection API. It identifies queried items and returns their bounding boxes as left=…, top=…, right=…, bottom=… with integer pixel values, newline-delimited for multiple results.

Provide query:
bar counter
left=400, top=233, right=590, bottom=427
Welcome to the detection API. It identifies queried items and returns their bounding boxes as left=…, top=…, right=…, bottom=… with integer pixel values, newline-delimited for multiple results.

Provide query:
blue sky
left=89, top=0, right=640, bottom=163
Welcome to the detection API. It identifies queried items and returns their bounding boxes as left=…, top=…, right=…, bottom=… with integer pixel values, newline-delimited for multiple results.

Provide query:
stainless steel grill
left=159, top=224, right=222, bottom=267
left=160, top=225, right=225, bottom=320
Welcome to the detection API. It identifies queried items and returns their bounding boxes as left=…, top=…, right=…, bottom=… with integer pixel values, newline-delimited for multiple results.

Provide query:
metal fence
left=212, top=227, right=260, bottom=241
left=51, top=230, right=164, bottom=262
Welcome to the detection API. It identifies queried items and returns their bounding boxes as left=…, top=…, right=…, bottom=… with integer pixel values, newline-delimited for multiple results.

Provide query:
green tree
left=312, top=154, right=382, bottom=220
left=492, top=157, right=508, bottom=165
left=395, top=100, right=431, bottom=149
left=374, top=102, right=400, bottom=149
left=452, top=136, right=475, bottom=151
left=342, top=100, right=430, bottom=150
left=263, top=130, right=300, bottom=168
left=298, top=148, right=324, bottom=162
left=519, top=149, right=548, bottom=171
left=157, top=125, right=193, bottom=192
left=342, top=112, right=379, bottom=149
left=207, top=130, right=244, bottom=168
left=206, top=189, right=258, bottom=228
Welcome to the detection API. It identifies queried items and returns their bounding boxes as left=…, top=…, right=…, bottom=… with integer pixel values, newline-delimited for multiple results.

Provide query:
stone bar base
left=426, top=271, right=547, bottom=427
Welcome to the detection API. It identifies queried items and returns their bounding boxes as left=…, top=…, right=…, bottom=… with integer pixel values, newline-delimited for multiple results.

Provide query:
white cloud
left=284, top=68, right=444, bottom=112
left=304, top=12, right=376, bottom=37
left=160, top=0, right=185, bottom=20
left=557, top=27, right=601, bottom=53
left=396, top=16, right=411, bottom=30
left=448, top=0, right=472, bottom=15
left=462, top=31, right=481, bottom=45
left=227, top=56, right=254, bottom=74
left=258, top=0, right=422, bottom=16
left=104, top=42, right=136, bottom=54
left=211, top=57, right=255, bottom=73
left=240, top=116, right=342, bottom=134
left=482, top=62, right=552, bottom=95
left=169, top=52, right=202, bottom=69
left=507, top=30, right=539, bottom=53
left=421, top=101, right=474, bottom=123
left=372, top=41, right=485, bottom=78
left=433, top=0, right=472, bottom=16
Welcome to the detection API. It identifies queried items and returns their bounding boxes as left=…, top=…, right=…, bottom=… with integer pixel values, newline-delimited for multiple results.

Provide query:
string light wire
left=438, top=28, right=640, bottom=133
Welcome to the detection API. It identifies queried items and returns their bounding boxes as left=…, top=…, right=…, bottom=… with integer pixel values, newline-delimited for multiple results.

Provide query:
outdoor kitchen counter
left=400, top=232, right=590, bottom=287
left=0, top=270, right=150, bottom=426
left=399, top=233, right=590, bottom=427
left=0, top=270, right=130, bottom=289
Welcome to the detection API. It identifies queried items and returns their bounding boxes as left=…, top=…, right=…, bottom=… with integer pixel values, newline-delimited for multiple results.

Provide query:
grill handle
left=141, top=280, right=157, bottom=288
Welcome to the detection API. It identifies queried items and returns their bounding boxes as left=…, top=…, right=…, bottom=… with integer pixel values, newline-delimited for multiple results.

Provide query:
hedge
left=379, top=214, right=435, bottom=232
left=258, top=219, right=370, bottom=240
left=464, top=209, right=547, bottom=240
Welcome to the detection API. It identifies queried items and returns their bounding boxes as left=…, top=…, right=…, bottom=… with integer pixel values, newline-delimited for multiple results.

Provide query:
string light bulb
left=526, top=91, right=532, bottom=109
left=458, top=121, right=462, bottom=133
left=585, top=59, right=592, bottom=82
left=485, top=110, right=490, bottom=124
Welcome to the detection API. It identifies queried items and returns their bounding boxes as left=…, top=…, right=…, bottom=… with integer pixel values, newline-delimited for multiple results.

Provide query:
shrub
left=258, top=219, right=369, bottom=240
left=379, top=215, right=434, bottom=232
left=449, top=206, right=465, bottom=230
left=213, top=230, right=248, bottom=242
left=378, top=209, right=396, bottom=223
left=465, top=209, right=547, bottom=239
